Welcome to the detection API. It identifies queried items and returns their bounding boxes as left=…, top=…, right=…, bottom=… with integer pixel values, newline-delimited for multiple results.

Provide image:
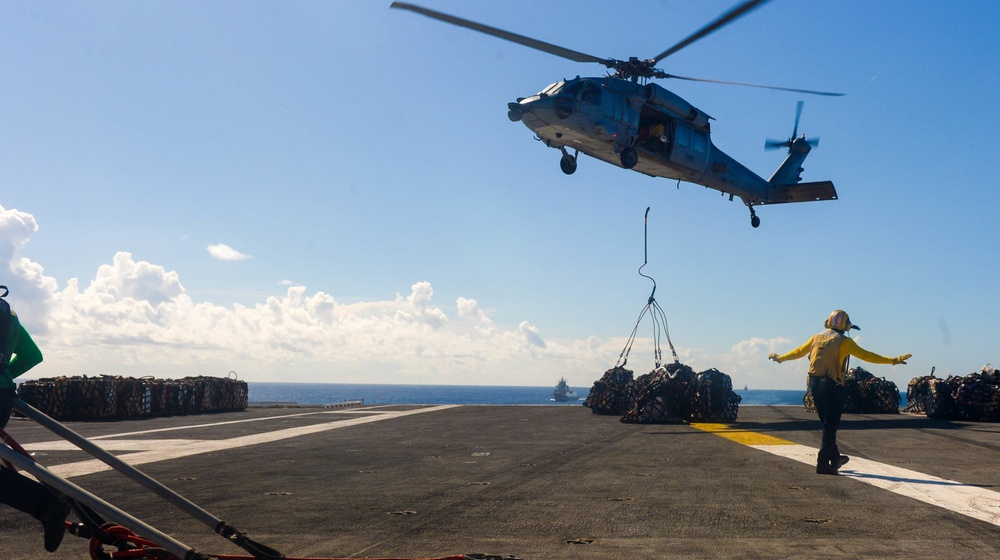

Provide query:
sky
left=1, top=1, right=998, bottom=391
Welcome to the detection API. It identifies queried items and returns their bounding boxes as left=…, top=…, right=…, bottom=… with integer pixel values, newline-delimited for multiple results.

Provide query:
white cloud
left=207, top=244, right=253, bottom=261
left=518, top=321, right=546, bottom=349
left=0, top=205, right=37, bottom=259
left=0, top=206, right=615, bottom=384
left=0, top=205, right=814, bottom=389
left=456, top=297, right=490, bottom=324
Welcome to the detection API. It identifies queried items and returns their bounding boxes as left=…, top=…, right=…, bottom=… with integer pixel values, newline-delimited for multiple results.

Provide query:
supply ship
left=551, top=376, right=579, bottom=402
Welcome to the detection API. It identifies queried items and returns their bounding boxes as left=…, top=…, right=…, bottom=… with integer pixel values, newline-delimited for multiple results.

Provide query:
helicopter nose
left=553, top=98, right=573, bottom=119
left=514, top=96, right=562, bottom=124
left=507, top=103, right=523, bottom=122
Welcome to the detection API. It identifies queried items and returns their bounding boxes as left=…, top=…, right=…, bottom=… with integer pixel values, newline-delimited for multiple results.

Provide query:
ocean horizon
left=248, top=382, right=907, bottom=408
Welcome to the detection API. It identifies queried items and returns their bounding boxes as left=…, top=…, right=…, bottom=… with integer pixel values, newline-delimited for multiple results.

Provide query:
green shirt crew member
left=0, top=287, right=70, bottom=553
left=769, top=310, right=911, bottom=475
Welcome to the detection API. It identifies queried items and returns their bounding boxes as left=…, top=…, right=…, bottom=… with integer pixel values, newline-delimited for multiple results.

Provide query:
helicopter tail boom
left=759, top=181, right=837, bottom=205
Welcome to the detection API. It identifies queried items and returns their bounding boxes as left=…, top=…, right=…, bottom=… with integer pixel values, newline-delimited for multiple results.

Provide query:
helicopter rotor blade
left=792, top=100, right=804, bottom=139
left=660, top=73, right=845, bottom=96
left=390, top=2, right=607, bottom=65
left=650, top=0, right=774, bottom=64
left=765, top=136, right=820, bottom=151
left=764, top=139, right=789, bottom=151
left=766, top=102, right=820, bottom=151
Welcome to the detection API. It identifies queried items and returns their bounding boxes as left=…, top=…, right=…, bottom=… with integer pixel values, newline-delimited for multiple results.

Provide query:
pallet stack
left=16, top=374, right=248, bottom=421
left=803, top=367, right=901, bottom=414
left=585, top=362, right=742, bottom=424
left=906, top=366, right=1000, bottom=421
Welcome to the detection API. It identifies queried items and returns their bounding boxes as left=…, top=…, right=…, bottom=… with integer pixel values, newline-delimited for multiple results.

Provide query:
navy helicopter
left=390, top=0, right=843, bottom=228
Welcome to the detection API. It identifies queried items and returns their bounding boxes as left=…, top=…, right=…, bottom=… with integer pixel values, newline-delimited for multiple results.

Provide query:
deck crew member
left=769, top=310, right=911, bottom=475
left=0, top=288, right=71, bottom=552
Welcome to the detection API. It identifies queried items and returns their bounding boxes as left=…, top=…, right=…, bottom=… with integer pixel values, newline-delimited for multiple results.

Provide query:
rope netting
left=584, top=208, right=741, bottom=424
left=614, top=207, right=677, bottom=371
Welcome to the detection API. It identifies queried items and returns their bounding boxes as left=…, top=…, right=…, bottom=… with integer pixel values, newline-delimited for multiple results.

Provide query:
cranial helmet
left=825, top=309, right=859, bottom=332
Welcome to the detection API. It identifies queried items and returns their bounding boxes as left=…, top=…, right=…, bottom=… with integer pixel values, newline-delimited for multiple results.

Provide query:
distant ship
left=552, top=377, right=579, bottom=402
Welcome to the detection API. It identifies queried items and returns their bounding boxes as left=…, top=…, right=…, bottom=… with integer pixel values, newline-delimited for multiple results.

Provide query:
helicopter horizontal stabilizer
left=761, top=181, right=838, bottom=205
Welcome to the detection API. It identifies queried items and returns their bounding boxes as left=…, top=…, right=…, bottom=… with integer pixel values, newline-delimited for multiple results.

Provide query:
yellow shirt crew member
left=768, top=310, right=910, bottom=475
left=772, top=330, right=907, bottom=384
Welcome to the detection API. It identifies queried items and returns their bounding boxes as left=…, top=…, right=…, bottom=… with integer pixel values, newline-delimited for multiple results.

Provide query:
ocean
left=248, top=383, right=849, bottom=407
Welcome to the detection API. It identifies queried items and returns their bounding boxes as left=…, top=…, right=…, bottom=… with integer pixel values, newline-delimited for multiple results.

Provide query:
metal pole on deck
left=12, top=398, right=285, bottom=560
left=0, top=443, right=208, bottom=560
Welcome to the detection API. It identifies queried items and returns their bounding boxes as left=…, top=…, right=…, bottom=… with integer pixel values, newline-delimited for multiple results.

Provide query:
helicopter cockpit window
left=581, top=82, right=601, bottom=105
left=538, top=81, right=576, bottom=97
left=539, top=82, right=563, bottom=96
left=559, top=80, right=583, bottom=97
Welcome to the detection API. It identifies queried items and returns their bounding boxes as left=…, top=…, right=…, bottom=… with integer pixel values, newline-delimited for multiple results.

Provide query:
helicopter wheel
left=560, top=154, right=577, bottom=175
left=619, top=147, right=638, bottom=169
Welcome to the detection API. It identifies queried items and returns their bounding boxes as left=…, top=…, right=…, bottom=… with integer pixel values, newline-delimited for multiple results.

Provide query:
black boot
left=815, top=450, right=837, bottom=475
left=816, top=462, right=838, bottom=475
left=0, top=468, right=69, bottom=552
left=38, top=495, right=70, bottom=552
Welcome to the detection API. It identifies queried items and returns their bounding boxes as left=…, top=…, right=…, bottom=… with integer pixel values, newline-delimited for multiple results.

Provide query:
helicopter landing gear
left=559, top=148, right=578, bottom=175
left=619, top=147, right=638, bottom=169
left=749, top=206, right=761, bottom=228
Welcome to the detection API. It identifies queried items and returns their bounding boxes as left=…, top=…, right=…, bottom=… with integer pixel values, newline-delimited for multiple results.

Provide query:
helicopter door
left=575, top=81, right=605, bottom=125
left=669, top=122, right=708, bottom=174
left=603, top=90, right=637, bottom=143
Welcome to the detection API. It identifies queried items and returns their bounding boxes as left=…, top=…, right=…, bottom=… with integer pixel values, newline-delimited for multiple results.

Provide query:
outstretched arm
left=844, top=338, right=910, bottom=365
left=769, top=336, right=813, bottom=363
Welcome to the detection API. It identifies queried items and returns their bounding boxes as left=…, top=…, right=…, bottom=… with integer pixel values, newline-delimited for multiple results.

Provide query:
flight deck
left=2, top=404, right=999, bottom=559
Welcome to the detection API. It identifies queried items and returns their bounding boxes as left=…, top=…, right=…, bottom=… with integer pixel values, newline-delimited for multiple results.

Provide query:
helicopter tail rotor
left=765, top=100, right=819, bottom=152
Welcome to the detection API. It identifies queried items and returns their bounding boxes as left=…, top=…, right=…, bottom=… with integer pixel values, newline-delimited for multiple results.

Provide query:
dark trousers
left=0, top=387, right=58, bottom=520
left=810, top=375, right=845, bottom=466
left=0, top=467, right=53, bottom=519
left=0, top=386, right=15, bottom=429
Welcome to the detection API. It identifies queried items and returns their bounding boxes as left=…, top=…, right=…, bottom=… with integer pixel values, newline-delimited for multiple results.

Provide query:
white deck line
left=751, top=443, right=1000, bottom=526
left=26, top=405, right=458, bottom=479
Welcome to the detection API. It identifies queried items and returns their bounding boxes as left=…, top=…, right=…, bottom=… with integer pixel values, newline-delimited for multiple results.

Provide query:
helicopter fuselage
left=391, top=1, right=842, bottom=228
left=507, top=77, right=835, bottom=224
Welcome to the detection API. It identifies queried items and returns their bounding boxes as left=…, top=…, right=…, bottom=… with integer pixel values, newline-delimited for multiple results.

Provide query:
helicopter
left=390, top=0, right=843, bottom=228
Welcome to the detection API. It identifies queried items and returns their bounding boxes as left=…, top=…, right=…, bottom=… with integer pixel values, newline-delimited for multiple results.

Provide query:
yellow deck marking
left=690, top=422, right=796, bottom=446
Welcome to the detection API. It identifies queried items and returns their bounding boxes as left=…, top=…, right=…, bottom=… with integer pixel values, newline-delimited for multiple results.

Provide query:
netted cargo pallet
left=904, top=375, right=933, bottom=413
left=17, top=374, right=248, bottom=421
left=803, top=367, right=900, bottom=414
left=116, top=377, right=154, bottom=419
left=584, top=366, right=634, bottom=415
left=910, top=366, right=1000, bottom=421
left=843, top=367, right=875, bottom=413
left=686, top=368, right=741, bottom=422
left=601, top=362, right=741, bottom=424
left=620, top=364, right=694, bottom=424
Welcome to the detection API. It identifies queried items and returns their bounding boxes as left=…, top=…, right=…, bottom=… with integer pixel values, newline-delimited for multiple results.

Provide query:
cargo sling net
left=615, top=207, right=678, bottom=372
left=584, top=209, right=741, bottom=424
left=586, top=208, right=680, bottom=420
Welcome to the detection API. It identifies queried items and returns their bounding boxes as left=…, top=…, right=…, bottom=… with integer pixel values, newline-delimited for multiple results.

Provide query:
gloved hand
left=892, top=353, right=912, bottom=365
left=768, top=353, right=781, bottom=363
